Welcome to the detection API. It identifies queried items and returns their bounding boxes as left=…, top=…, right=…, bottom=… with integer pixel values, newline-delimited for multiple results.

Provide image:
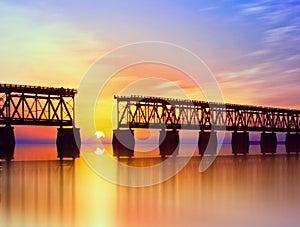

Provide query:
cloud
left=264, top=25, right=299, bottom=46
left=236, top=0, right=300, bottom=87
left=0, top=1, right=105, bottom=87
left=215, top=57, right=300, bottom=107
left=197, top=6, right=218, bottom=12
left=284, top=68, right=300, bottom=74
left=217, top=63, right=270, bottom=82
left=239, top=4, right=268, bottom=15
left=286, top=54, right=300, bottom=61
left=244, top=50, right=269, bottom=57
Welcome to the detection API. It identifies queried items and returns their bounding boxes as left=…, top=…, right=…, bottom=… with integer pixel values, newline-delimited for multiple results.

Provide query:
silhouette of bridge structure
left=0, top=83, right=80, bottom=161
left=113, top=95, right=300, bottom=157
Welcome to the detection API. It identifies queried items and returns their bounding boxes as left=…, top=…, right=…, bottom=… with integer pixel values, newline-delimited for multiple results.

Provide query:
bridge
left=0, top=83, right=80, bottom=161
left=113, top=95, right=300, bottom=157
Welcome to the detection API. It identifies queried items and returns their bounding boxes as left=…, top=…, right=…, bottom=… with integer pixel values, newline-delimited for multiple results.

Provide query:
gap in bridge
left=13, top=126, right=57, bottom=161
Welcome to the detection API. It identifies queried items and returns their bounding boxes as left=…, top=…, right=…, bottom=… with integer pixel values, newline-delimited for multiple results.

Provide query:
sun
left=95, top=131, right=105, bottom=139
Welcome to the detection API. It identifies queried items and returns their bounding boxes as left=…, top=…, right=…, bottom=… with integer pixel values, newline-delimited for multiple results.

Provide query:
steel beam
left=0, top=83, right=76, bottom=127
left=115, top=95, right=300, bottom=133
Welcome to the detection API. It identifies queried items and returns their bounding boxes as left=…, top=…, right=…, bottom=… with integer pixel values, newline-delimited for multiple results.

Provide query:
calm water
left=0, top=144, right=300, bottom=227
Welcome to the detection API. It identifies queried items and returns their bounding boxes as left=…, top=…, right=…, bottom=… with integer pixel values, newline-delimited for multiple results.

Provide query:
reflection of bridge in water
left=0, top=160, right=75, bottom=226
left=113, top=95, right=300, bottom=157
left=0, top=83, right=80, bottom=161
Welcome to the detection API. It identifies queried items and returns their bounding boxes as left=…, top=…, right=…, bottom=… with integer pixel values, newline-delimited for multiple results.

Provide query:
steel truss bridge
left=0, top=83, right=76, bottom=126
left=0, top=83, right=80, bottom=161
left=115, top=95, right=300, bottom=132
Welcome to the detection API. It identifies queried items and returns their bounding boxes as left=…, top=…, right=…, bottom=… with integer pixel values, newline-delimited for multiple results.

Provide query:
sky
left=0, top=0, right=300, bottom=142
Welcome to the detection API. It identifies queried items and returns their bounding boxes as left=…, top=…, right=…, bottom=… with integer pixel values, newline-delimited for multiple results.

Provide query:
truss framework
left=0, top=83, right=76, bottom=126
left=115, top=95, right=300, bottom=132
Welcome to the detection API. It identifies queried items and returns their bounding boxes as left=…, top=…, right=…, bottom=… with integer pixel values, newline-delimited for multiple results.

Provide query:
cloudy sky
left=0, top=0, right=299, bottom=141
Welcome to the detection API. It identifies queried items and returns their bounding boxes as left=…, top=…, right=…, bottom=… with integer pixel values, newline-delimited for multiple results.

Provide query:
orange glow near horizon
left=14, top=126, right=57, bottom=143
left=94, top=62, right=208, bottom=141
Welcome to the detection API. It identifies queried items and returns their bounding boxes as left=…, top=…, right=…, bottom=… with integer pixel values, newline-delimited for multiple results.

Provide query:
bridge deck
left=0, top=83, right=77, bottom=96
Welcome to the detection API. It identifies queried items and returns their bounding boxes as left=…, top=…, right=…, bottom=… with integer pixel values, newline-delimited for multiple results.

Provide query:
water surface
left=0, top=144, right=299, bottom=227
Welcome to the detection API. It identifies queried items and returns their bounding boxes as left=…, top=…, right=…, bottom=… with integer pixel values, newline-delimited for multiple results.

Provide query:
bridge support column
left=56, top=128, right=81, bottom=160
left=198, top=131, right=217, bottom=156
left=112, top=129, right=135, bottom=158
left=232, top=132, right=249, bottom=155
left=0, top=126, right=15, bottom=161
left=285, top=133, right=300, bottom=154
left=159, top=130, right=179, bottom=158
left=260, top=132, right=277, bottom=154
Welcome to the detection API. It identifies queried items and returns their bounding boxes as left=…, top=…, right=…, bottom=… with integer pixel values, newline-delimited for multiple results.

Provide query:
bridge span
left=113, top=95, right=300, bottom=157
left=0, top=83, right=80, bottom=161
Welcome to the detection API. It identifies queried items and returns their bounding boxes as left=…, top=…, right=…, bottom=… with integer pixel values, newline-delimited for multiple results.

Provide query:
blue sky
left=1, top=0, right=299, bottom=105
left=0, top=0, right=300, bottom=141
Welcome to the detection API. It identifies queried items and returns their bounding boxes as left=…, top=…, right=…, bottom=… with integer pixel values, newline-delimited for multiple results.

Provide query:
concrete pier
left=232, top=132, right=250, bottom=155
left=0, top=126, right=15, bottom=161
left=260, top=132, right=277, bottom=154
left=198, top=131, right=217, bottom=156
left=159, top=130, right=179, bottom=157
left=112, top=129, right=135, bottom=158
left=285, top=133, right=300, bottom=154
left=56, top=128, right=81, bottom=160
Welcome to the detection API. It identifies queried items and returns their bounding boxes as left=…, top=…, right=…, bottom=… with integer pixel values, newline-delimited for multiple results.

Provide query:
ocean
left=0, top=144, right=299, bottom=227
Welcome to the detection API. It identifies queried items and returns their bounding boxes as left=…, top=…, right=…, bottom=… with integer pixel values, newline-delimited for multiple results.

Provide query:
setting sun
left=95, top=131, right=105, bottom=139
